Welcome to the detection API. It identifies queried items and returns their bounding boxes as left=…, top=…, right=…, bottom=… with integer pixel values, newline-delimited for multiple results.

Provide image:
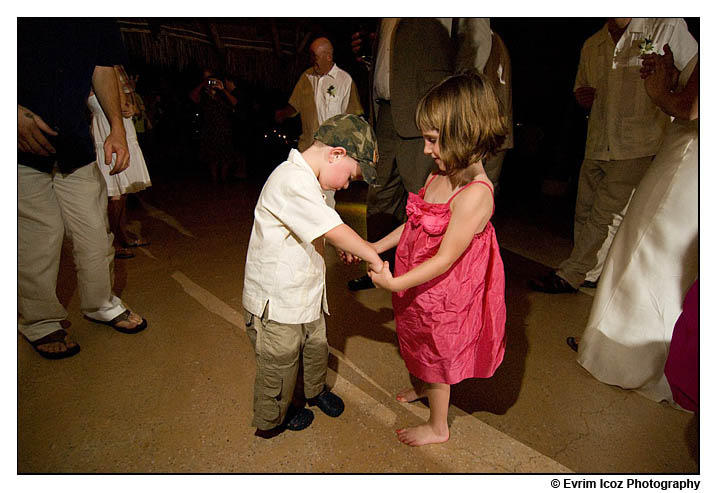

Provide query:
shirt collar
left=288, top=149, right=322, bottom=190
left=289, top=148, right=315, bottom=173
left=601, top=18, right=647, bottom=46
left=310, top=63, right=338, bottom=79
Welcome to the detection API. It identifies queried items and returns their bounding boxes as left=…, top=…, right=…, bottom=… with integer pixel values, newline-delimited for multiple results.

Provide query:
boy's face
left=422, top=129, right=444, bottom=170
left=320, top=150, right=362, bottom=192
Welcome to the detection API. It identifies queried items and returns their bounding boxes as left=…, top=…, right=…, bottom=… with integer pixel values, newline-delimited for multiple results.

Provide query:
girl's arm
left=339, top=222, right=405, bottom=265
left=370, top=185, right=493, bottom=292
left=373, top=223, right=405, bottom=254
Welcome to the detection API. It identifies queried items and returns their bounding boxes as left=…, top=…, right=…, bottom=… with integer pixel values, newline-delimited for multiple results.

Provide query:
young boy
left=242, top=114, right=383, bottom=438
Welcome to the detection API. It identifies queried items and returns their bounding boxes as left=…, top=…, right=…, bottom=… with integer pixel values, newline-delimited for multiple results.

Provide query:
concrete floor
left=17, top=173, right=698, bottom=474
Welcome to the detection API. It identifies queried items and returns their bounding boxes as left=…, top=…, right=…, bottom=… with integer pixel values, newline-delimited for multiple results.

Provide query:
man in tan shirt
left=276, top=37, right=363, bottom=207
left=530, top=18, right=697, bottom=294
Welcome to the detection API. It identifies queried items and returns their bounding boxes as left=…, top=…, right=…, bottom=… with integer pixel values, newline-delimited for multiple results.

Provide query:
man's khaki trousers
left=18, top=163, right=126, bottom=341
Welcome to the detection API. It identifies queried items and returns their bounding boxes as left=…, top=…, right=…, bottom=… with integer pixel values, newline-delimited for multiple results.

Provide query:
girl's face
left=422, top=129, right=444, bottom=170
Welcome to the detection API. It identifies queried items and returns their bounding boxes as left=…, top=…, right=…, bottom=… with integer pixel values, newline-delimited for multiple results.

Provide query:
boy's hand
left=368, top=261, right=393, bottom=291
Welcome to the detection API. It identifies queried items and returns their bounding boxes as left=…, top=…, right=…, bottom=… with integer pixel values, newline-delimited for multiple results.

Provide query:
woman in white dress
left=576, top=46, right=698, bottom=408
left=89, top=65, right=152, bottom=259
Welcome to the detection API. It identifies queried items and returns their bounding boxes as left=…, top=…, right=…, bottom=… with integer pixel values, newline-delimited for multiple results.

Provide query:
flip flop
left=85, top=309, right=147, bottom=334
left=27, top=329, right=81, bottom=360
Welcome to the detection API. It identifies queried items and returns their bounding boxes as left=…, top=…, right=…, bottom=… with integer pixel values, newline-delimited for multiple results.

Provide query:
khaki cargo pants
left=245, top=309, right=328, bottom=430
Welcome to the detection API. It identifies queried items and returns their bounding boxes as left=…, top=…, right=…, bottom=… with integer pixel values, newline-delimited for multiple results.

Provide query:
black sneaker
left=348, top=274, right=375, bottom=291
left=580, top=279, right=598, bottom=289
left=308, top=389, right=345, bottom=417
left=285, top=407, right=314, bottom=431
left=253, top=407, right=314, bottom=438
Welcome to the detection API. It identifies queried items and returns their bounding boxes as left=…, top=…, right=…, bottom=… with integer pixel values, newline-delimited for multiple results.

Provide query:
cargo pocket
left=256, top=371, right=284, bottom=425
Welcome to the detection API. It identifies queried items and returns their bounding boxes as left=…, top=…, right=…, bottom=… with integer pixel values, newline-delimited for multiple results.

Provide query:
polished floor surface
left=17, top=173, right=699, bottom=474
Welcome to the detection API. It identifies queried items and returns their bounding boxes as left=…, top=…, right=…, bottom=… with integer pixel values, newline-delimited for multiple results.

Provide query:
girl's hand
left=368, top=261, right=393, bottom=291
left=336, top=248, right=362, bottom=265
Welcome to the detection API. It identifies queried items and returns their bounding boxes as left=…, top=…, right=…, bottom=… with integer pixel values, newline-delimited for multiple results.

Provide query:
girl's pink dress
left=393, top=176, right=506, bottom=385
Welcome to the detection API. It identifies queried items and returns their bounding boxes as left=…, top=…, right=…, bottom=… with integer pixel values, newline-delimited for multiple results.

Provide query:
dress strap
left=420, top=173, right=441, bottom=197
left=447, top=180, right=495, bottom=215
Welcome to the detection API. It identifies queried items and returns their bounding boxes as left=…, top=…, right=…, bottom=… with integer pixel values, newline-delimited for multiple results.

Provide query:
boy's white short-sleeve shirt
left=242, top=149, right=344, bottom=324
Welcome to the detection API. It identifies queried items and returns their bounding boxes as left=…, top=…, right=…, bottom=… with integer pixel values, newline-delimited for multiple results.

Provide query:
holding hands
left=336, top=243, right=386, bottom=289
left=368, top=261, right=393, bottom=290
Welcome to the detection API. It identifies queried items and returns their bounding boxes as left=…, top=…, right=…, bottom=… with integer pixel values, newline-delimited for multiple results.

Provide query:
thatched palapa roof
left=117, top=18, right=322, bottom=92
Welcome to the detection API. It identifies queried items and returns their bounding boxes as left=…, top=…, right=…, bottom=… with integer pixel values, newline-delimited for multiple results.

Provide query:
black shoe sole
left=254, top=426, right=285, bottom=439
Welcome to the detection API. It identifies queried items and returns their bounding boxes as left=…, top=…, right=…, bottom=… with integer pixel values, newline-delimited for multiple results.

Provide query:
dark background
left=124, top=17, right=699, bottom=208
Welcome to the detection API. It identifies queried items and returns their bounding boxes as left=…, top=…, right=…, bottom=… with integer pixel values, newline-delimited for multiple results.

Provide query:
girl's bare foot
left=396, top=423, right=450, bottom=446
left=396, top=386, right=426, bottom=403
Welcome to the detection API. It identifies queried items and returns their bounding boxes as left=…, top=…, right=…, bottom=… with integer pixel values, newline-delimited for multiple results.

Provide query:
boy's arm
left=324, top=224, right=383, bottom=273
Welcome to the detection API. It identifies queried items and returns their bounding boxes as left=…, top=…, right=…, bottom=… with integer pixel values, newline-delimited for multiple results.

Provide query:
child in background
left=369, top=73, right=508, bottom=446
left=243, top=114, right=383, bottom=438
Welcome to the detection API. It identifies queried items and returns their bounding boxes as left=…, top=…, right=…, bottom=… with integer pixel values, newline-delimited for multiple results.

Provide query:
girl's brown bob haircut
left=416, top=71, right=508, bottom=177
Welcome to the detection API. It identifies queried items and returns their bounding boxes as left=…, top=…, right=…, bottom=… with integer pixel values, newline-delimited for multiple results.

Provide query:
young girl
left=368, top=73, right=508, bottom=446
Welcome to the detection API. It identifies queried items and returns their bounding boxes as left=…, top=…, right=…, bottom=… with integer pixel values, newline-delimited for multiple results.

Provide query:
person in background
left=18, top=18, right=148, bottom=360
left=130, top=73, right=152, bottom=153
left=275, top=36, right=364, bottom=208
left=89, top=65, right=152, bottom=259
left=454, top=18, right=514, bottom=192
left=575, top=46, right=698, bottom=409
left=529, top=18, right=697, bottom=294
left=189, top=68, right=238, bottom=184
left=348, top=18, right=454, bottom=291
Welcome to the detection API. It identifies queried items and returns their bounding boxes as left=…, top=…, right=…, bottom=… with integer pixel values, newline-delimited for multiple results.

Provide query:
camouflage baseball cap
left=313, top=114, right=378, bottom=184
